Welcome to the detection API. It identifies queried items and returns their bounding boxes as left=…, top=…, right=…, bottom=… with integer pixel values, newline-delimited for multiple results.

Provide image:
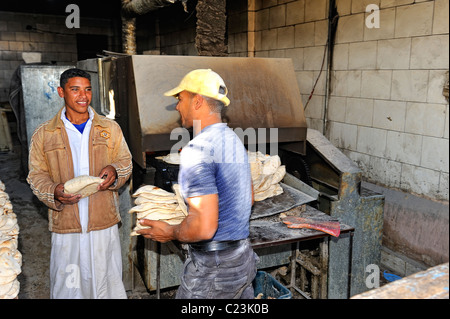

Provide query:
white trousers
left=50, top=224, right=127, bottom=299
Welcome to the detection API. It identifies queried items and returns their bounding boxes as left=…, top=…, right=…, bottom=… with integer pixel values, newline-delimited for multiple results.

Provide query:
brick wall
left=329, top=0, right=449, bottom=201
left=0, top=10, right=120, bottom=102
left=230, top=0, right=449, bottom=202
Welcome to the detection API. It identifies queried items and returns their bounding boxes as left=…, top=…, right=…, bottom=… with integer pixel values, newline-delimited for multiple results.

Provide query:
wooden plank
left=352, top=263, right=449, bottom=299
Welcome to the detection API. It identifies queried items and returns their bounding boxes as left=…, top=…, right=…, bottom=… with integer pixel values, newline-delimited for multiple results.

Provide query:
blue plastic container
left=253, top=271, right=292, bottom=299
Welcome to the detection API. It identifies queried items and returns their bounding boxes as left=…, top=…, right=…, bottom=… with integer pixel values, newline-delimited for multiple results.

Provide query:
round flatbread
left=261, top=155, right=281, bottom=176
left=160, top=216, right=185, bottom=225
left=0, top=201, right=12, bottom=213
left=134, top=197, right=177, bottom=206
left=172, top=184, right=188, bottom=216
left=254, top=184, right=283, bottom=202
left=0, top=248, right=21, bottom=267
left=156, top=153, right=181, bottom=165
left=64, top=175, right=104, bottom=198
left=270, top=165, right=286, bottom=185
left=0, top=254, right=21, bottom=283
left=255, top=165, right=286, bottom=192
left=0, top=238, right=18, bottom=251
left=136, top=209, right=185, bottom=220
left=0, top=278, right=16, bottom=296
left=134, top=193, right=177, bottom=204
left=132, top=185, right=174, bottom=198
left=0, top=213, right=17, bottom=231
left=129, top=202, right=177, bottom=214
left=0, top=278, right=19, bottom=298
left=0, top=197, right=7, bottom=208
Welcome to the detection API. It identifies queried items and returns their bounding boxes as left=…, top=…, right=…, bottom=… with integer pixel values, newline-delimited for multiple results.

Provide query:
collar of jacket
left=46, top=107, right=110, bottom=131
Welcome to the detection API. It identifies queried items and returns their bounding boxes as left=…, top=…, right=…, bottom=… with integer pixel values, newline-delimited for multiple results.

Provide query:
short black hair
left=203, top=95, right=225, bottom=114
left=59, top=68, right=91, bottom=88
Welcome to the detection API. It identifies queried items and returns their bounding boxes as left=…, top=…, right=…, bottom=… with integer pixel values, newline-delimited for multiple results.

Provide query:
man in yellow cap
left=138, top=69, right=258, bottom=299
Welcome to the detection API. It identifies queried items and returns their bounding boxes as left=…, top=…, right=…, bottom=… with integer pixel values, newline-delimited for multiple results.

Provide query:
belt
left=189, top=239, right=245, bottom=252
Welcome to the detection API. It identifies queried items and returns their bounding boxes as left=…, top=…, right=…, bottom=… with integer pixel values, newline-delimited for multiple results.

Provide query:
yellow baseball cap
left=164, top=69, right=230, bottom=106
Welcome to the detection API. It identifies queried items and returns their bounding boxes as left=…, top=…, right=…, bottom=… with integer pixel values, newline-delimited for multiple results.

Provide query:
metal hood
left=108, top=55, right=307, bottom=168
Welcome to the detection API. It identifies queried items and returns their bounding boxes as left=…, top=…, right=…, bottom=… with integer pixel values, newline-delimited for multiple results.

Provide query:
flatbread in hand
left=64, top=175, right=104, bottom=198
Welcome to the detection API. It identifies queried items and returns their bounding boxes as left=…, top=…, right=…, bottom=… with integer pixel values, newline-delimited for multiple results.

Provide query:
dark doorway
left=76, top=34, right=108, bottom=60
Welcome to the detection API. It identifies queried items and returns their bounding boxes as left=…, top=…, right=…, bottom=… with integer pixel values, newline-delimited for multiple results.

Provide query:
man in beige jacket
left=27, top=68, right=132, bottom=298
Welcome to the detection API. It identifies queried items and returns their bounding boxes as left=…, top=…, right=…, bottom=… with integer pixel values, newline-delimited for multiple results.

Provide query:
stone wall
left=0, top=10, right=120, bottom=102
left=330, top=0, right=449, bottom=202
left=228, top=0, right=449, bottom=202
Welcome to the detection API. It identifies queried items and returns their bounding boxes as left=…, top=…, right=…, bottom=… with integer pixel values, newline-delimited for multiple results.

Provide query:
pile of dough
left=64, top=175, right=104, bottom=198
left=129, top=184, right=188, bottom=236
left=0, top=180, right=22, bottom=299
left=248, top=151, right=286, bottom=202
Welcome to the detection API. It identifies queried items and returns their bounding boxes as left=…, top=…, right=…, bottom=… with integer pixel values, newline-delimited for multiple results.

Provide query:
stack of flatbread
left=63, top=175, right=104, bottom=198
left=248, top=151, right=286, bottom=202
left=129, top=184, right=188, bottom=236
left=0, top=180, right=22, bottom=299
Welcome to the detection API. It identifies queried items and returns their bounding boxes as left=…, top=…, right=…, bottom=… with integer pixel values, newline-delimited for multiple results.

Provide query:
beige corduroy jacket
left=27, top=107, right=132, bottom=233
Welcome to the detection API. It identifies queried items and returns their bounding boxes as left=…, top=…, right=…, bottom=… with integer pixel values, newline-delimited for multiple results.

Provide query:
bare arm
left=138, top=193, right=219, bottom=243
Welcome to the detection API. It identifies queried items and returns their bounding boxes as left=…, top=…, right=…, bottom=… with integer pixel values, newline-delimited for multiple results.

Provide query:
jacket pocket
left=43, top=141, right=67, bottom=182
left=92, top=136, right=116, bottom=170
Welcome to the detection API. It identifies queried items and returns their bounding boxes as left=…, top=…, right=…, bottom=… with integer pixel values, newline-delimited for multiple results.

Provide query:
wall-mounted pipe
left=323, top=0, right=339, bottom=136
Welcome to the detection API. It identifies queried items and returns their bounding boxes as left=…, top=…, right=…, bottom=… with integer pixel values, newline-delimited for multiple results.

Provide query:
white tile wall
left=405, top=102, right=447, bottom=137
left=380, top=0, right=413, bottom=9
left=345, top=97, right=373, bottom=126
left=332, top=44, right=349, bottom=70
left=370, top=156, right=402, bottom=188
left=328, top=121, right=358, bottom=149
left=385, top=131, right=422, bottom=166
left=391, top=70, right=429, bottom=102
left=286, top=0, right=305, bottom=25
left=361, top=70, right=392, bottom=99
left=433, top=0, right=449, bottom=35
left=427, top=71, right=449, bottom=104
left=348, top=41, right=377, bottom=69
left=327, top=96, right=347, bottom=122
left=373, top=100, right=407, bottom=131
left=401, top=164, right=441, bottom=196
left=336, top=13, right=365, bottom=43
left=410, top=35, right=449, bottom=70
left=305, top=0, right=327, bottom=22
left=439, top=173, right=449, bottom=199
left=394, top=2, right=434, bottom=38
left=242, top=0, right=449, bottom=201
left=364, top=8, right=396, bottom=41
left=357, top=126, right=387, bottom=157
left=376, top=38, right=411, bottom=70
left=421, top=136, right=449, bottom=172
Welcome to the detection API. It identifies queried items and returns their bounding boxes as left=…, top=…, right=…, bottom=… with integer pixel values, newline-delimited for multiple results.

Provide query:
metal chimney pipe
left=122, top=0, right=177, bottom=16
left=120, top=0, right=183, bottom=54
